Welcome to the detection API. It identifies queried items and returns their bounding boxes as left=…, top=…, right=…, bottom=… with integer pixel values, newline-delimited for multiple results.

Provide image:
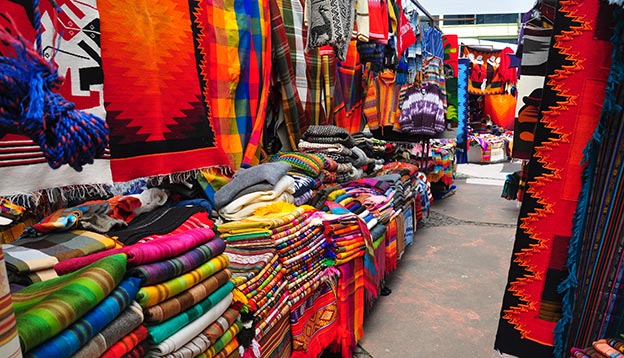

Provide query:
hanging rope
left=0, top=7, right=109, bottom=172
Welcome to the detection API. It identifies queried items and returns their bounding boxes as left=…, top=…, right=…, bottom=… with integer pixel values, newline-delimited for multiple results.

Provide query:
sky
left=418, top=0, right=537, bottom=16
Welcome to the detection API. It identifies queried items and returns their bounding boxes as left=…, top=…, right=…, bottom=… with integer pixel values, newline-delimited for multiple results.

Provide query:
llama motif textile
left=306, top=0, right=357, bottom=61
left=495, top=0, right=613, bottom=356
left=0, top=0, right=112, bottom=196
left=98, top=0, right=229, bottom=181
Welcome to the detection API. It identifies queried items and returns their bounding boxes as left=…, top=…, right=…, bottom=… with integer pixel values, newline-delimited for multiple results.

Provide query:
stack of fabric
left=299, top=125, right=369, bottom=183
left=570, top=338, right=624, bottom=358
left=270, top=152, right=325, bottom=206
left=11, top=254, right=131, bottom=357
left=218, top=204, right=311, bottom=358
left=214, top=162, right=295, bottom=222
left=321, top=213, right=374, bottom=268
left=3, top=230, right=119, bottom=285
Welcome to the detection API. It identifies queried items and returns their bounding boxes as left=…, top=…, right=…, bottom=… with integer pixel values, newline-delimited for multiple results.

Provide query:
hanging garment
left=398, top=84, right=445, bottom=136
left=355, top=0, right=370, bottom=41
left=305, top=0, right=356, bottom=61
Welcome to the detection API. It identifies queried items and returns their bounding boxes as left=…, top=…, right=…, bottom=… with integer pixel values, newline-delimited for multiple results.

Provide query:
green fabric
left=197, top=321, right=242, bottom=358
left=12, top=254, right=127, bottom=352
left=147, top=281, right=234, bottom=344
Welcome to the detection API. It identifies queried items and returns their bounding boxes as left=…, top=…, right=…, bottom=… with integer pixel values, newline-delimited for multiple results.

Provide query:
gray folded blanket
left=214, top=162, right=291, bottom=210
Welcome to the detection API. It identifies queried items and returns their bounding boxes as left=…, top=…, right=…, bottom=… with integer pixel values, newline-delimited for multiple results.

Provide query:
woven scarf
left=144, top=269, right=232, bottom=324
left=73, top=302, right=144, bottom=358
left=137, top=254, right=229, bottom=308
left=147, top=282, right=234, bottom=344
left=100, top=325, right=148, bottom=358
left=13, top=254, right=127, bottom=352
left=196, top=321, right=242, bottom=358
left=55, top=227, right=216, bottom=275
left=147, top=293, right=233, bottom=356
left=130, top=239, right=226, bottom=286
left=28, top=277, right=141, bottom=358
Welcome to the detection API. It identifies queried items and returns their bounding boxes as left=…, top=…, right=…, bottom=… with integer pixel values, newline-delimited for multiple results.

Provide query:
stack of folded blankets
left=570, top=338, right=624, bottom=357
left=351, top=131, right=386, bottom=173
left=322, top=212, right=375, bottom=267
left=299, top=125, right=371, bottom=183
left=218, top=205, right=312, bottom=358
left=428, top=141, right=455, bottom=186
left=375, top=162, right=421, bottom=211
left=215, top=162, right=295, bottom=222
left=270, top=152, right=325, bottom=206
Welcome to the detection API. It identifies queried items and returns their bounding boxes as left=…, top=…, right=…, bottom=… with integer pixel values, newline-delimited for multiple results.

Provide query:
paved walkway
left=356, top=162, right=521, bottom=357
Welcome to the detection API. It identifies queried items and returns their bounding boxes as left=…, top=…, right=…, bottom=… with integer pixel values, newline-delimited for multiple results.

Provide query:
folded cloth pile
left=11, top=254, right=128, bottom=355
left=324, top=189, right=378, bottom=230
left=570, top=338, right=624, bottom=358
left=375, top=161, right=423, bottom=211
left=270, top=152, right=325, bottom=206
left=3, top=229, right=119, bottom=285
left=428, top=142, right=455, bottom=186
left=321, top=213, right=375, bottom=267
left=215, top=162, right=296, bottom=222
left=351, top=131, right=387, bottom=161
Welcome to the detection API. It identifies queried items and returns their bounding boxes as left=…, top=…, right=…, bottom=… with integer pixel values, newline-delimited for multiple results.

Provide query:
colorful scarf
left=100, top=325, right=148, bottom=358
left=195, top=322, right=242, bottom=358
left=28, top=277, right=141, bottom=358
left=144, top=269, right=232, bottom=324
left=147, top=293, right=233, bottom=356
left=0, top=247, right=21, bottom=358
left=147, top=282, right=234, bottom=344
left=130, top=239, right=226, bottom=286
left=55, top=227, right=216, bottom=275
left=73, top=302, right=144, bottom=358
left=137, top=254, right=229, bottom=308
left=13, top=254, right=127, bottom=352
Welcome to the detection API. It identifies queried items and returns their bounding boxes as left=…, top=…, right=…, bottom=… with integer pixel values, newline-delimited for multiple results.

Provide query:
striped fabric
left=147, top=283, right=234, bottom=344
left=100, top=325, right=147, bottom=358
left=277, top=0, right=308, bottom=113
left=130, top=239, right=226, bottom=286
left=0, top=247, right=21, bottom=358
left=28, top=277, right=141, bottom=358
left=209, top=337, right=239, bottom=358
left=73, top=302, right=144, bottom=358
left=137, top=254, right=230, bottom=308
left=147, top=294, right=233, bottom=356
left=305, top=49, right=328, bottom=126
left=143, top=269, right=232, bottom=324
left=13, top=254, right=127, bottom=352
left=269, top=0, right=305, bottom=149
left=55, top=227, right=216, bottom=275
left=196, top=322, right=242, bottom=358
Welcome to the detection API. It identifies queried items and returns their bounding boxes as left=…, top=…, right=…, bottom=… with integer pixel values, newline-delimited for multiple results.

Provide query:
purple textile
left=129, top=239, right=226, bottom=285
left=398, top=84, right=445, bottom=136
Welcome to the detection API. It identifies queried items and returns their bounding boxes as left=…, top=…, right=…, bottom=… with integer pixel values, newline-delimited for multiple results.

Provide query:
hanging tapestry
left=463, top=46, right=516, bottom=95
left=456, top=58, right=470, bottom=164
left=98, top=0, right=229, bottom=181
left=495, top=0, right=613, bottom=356
left=0, top=0, right=113, bottom=196
left=442, top=34, right=459, bottom=124
left=555, top=8, right=624, bottom=357
left=513, top=88, right=543, bottom=159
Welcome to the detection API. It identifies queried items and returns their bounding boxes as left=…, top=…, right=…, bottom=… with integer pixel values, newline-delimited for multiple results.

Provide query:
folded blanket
left=209, top=337, right=239, bottom=358
left=163, top=307, right=240, bottom=358
left=271, top=152, right=325, bottom=177
left=55, top=228, right=216, bottom=275
left=19, top=201, right=110, bottom=238
left=196, top=321, right=242, bottom=358
left=215, top=162, right=292, bottom=210
left=3, top=230, right=118, bottom=274
left=148, top=293, right=233, bottom=356
left=13, top=254, right=127, bottom=352
left=27, top=276, right=141, bottom=358
left=100, top=325, right=148, bottom=358
left=218, top=176, right=296, bottom=221
left=73, top=301, right=144, bottom=358
left=144, top=269, right=232, bottom=324
left=130, top=239, right=226, bottom=285
left=137, top=254, right=229, bottom=308
left=121, top=341, right=146, bottom=358
left=147, top=282, right=234, bottom=344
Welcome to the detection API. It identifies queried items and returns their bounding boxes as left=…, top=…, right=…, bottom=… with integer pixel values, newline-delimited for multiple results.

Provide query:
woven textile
left=0, top=0, right=113, bottom=196
left=163, top=307, right=239, bottom=358
left=28, top=277, right=141, bottom=358
left=0, top=247, right=21, bottom=358
left=98, top=0, right=229, bottom=182
left=276, top=0, right=308, bottom=112
left=3, top=230, right=116, bottom=276
left=147, top=283, right=234, bottom=344
left=147, top=293, right=232, bottom=356
left=130, top=239, right=226, bottom=286
left=13, top=254, right=126, bottom=352
left=100, top=325, right=147, bottom=358
left=137, top=254, right=229, bottom=308
left=195, top=322, right=241, bottom=358
left=290, top=279, right=339, bottom=358
left=55, top=227, right=216, bottom=275
left=442, top=34, right=459, bottom=124
left=258, top=313, right=292, bottom=358
left=144, top=269, right=232, bottom=324
left=73, top=301, right=144, bottom=358
left=555, top=10, right=624, bottom=356
left=495, top=1, right=612, bottom=356
left=305, top=0, right=356, bottom=61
